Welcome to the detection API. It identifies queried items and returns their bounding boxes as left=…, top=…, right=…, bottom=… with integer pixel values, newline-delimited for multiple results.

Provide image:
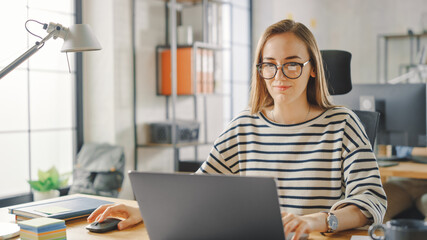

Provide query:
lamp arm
left=0, top=30, right=57, bottom=80
left=387, top=71, right=415, bottom=84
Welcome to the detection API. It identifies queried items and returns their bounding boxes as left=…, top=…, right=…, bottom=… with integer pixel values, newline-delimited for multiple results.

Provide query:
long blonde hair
left=249, top=19, right=334, bottom=114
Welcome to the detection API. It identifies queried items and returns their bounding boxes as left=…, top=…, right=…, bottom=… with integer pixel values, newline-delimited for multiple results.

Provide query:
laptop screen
left=129, top=171, right=285, bottom=240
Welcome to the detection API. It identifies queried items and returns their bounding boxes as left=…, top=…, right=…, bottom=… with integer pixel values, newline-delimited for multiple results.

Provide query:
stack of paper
left=18, top=218, right=66, bottom=240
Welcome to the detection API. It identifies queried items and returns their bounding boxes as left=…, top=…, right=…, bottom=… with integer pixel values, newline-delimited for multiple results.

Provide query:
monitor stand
left=376, top=155, right=410, bottom=162
left=376, top=155, right=409, bottom=168
left=376, top=155, right=427, bottom=167
left=411, top=156, right=427, bottom=164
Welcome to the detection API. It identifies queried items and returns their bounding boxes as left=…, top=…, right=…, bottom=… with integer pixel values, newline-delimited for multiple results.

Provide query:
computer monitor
left=332, top=83, right=427, bottom=147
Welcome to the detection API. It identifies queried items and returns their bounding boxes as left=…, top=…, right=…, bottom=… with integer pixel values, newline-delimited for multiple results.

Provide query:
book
left=8, top=196, right=113, bottom=221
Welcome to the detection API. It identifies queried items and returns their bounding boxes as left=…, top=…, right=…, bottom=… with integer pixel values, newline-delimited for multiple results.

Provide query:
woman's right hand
left=87, top=203, right=143, bottom=230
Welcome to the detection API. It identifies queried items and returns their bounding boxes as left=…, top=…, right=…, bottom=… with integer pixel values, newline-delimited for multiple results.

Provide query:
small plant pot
left=32, top=189, right=60, bottom=201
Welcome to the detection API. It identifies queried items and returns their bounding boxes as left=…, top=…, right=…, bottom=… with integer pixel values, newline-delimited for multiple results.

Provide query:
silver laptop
left=129, top=171, right=286, bottom=240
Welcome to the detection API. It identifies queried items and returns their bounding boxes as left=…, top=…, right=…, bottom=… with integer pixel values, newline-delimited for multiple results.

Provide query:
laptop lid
left=129, top=171, right=285, bottom=240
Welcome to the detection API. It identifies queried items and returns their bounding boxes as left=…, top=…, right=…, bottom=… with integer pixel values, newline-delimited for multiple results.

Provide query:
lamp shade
left=61, top=24, right=102, bottom=52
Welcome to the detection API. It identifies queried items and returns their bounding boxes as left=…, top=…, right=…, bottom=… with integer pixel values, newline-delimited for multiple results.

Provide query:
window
left=222, top=0, right=252, bottom=121
left=0, top=1, right=79, bottom=200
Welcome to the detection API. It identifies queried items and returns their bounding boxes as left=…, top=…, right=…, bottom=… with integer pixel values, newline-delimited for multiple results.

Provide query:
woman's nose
left=275, top=66, right=287, bottom=80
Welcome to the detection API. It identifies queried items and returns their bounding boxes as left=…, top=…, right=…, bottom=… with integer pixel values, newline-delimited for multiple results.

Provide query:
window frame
left=0, top=0, right=82, bottom=207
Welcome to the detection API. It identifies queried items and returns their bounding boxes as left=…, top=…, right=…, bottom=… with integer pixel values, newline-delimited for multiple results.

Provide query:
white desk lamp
left=0, top=20, right=101, bottom=79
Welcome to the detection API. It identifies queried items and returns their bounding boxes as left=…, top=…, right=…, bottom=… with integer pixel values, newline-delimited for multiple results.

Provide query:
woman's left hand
left=281, top=212, right=327, bottom=240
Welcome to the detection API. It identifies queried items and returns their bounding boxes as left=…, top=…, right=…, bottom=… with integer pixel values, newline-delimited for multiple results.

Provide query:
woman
left=88, top=19, right=386, bottom=239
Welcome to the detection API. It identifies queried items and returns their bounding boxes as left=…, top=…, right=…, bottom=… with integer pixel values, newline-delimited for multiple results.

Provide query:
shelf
left=156, top=42, right=229, bottom=51
left=180, top=159, right=206, bottom=162
left=137, top=142, right=214, bottom=148
left=379, top=32, right=427, bottom=39
left=164, top=0, right=201, bottom=4
left=166, top=0, right=230, bottom=11
left=158, top=92, right=229, bottom=97
left=178, top=161, right=203, bottom=172
left=377, top=32, right=427, bottom=82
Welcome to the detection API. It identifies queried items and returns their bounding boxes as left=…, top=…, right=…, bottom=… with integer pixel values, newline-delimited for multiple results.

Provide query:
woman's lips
left=274, top=86, right=291, bottom=91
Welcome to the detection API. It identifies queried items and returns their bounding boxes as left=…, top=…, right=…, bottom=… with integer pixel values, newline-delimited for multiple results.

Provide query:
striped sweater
left=196, top=107, right=387, bottom=224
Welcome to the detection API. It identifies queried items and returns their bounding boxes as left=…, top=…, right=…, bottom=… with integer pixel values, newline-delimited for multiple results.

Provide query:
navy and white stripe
left=197, top=107, right=387, bottom=224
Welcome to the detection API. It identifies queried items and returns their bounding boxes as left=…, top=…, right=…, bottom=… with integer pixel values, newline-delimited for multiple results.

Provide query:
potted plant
left=28, top=167, right=70, bottom=201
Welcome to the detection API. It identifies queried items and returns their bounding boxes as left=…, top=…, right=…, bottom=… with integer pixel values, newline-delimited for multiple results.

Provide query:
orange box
left=160, top=48, right=194, bottom=95
left=159, top=48, right=214, bottom=95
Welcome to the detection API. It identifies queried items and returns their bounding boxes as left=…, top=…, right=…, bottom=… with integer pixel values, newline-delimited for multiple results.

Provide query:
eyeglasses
left=256, top=60, right=310, bottom=80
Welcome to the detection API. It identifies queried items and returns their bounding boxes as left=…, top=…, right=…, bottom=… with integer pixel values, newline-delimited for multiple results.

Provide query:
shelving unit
left=377, top=32, right=427, bottom=83
left=135, top=0, right=232, bottom=172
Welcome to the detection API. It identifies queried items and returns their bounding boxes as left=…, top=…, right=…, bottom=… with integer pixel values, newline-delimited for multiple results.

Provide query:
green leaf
left=44, top=177, right=54, bottom=190
left=29, top=166, right=69, bottom=191
left=38, top=169, right=50, bottom=183
left=39, top=182, right=50, bottom=192
left=47, top=167, right=60, bottom=185
left=28, top=180, right=43, bottom=191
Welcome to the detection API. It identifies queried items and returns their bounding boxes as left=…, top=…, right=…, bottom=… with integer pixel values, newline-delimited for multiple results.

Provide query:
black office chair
left=321, top=50, right=380, bottom=147
left=322, top=51, right=427, bottom=221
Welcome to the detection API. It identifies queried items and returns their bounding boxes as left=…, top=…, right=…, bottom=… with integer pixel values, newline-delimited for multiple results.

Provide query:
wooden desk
left=0, top=194, right=149, bottom=240
left=0, top=194, right=368, bottom=240
left=379, top=161, right=427, bottom=180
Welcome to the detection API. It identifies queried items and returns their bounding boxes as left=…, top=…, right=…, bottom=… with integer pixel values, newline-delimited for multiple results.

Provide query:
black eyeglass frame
left=256, top=59, right=311, bottom=80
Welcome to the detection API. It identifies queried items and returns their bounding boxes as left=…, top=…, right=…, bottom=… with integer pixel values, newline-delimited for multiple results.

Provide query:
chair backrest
left=352, top=110, right=380, bottom=147
left=69, top=143, right=125, bottom=197
left=321, top=50, right=352, bottom=95
left=321, top=50, right=380, bottom=147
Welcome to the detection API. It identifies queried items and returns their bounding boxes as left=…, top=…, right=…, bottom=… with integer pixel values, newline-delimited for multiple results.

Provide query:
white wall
left=83, top=0, right=135, bottom=199
left=253, top=0, right=427, bottom=83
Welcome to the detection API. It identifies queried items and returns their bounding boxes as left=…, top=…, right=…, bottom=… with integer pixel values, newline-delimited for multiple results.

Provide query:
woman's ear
left=310, top=68, right=316, bottom=78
